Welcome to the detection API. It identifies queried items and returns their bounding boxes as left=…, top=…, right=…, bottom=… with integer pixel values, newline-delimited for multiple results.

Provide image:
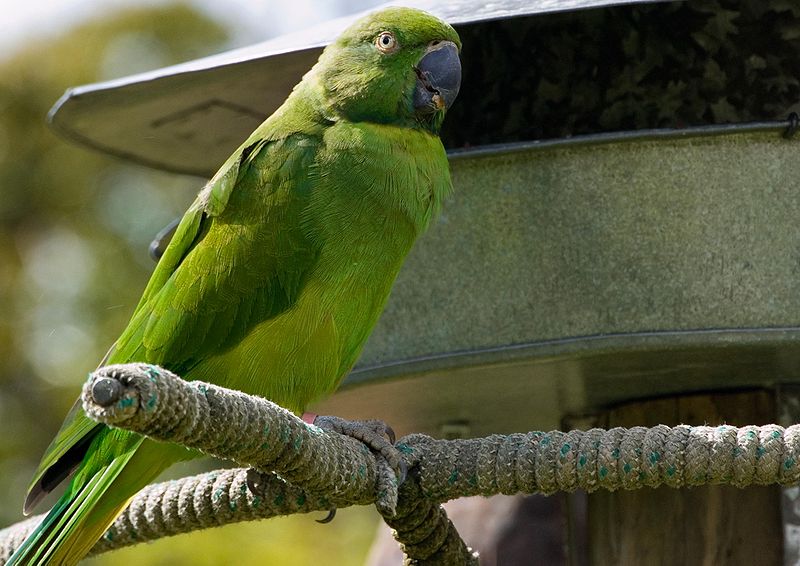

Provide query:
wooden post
left=586, top=390, right=782, bottom=565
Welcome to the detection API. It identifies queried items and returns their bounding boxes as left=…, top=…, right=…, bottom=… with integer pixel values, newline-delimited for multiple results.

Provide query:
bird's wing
left=25, top=132, right=321, bottom=512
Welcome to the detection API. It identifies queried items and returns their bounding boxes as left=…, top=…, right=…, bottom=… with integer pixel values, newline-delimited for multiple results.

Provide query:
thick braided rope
left=398, top=424, right=800, bottom=500
left=91, top=467, right=332, bottom=554
left=80, top=363, right=394, bottom=514
left=0, top=467, right=340, bottom=563
left=380, top=470, right=479, bottom=565
left=2, top=363, right=800, bottom=563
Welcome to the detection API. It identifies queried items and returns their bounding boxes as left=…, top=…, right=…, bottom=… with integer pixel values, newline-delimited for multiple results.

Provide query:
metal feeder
left=49, top=0, right=800, bottom=562
left=51, top=0, right=800, bottom=438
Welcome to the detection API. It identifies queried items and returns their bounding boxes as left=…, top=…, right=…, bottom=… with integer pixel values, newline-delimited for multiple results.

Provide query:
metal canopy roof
left=48, top=0, right=665, bottom=177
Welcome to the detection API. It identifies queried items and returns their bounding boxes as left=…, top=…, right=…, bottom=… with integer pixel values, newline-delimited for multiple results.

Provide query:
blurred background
left=0, top=1, right=386, bottom=564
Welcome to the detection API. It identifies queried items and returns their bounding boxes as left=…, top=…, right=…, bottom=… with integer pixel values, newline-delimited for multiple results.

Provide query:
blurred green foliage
left=0, top=4, right=376, bottom=564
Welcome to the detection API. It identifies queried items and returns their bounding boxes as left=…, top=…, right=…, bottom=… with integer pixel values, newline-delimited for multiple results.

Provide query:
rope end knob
left=91, top=376, right=123, bottom=407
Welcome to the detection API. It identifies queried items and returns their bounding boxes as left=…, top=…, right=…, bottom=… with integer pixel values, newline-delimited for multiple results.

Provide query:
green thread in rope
left=396, top=443, right=413, bottom=455
left=449, top=469, right=459, bottom=484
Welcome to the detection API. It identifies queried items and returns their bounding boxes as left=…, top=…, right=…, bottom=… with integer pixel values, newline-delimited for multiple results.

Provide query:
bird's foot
left=246, top=415, right=405, bottom=520
left=310, top=414, right=406, bottom=517
left=308, top=415, right=407, bottom=485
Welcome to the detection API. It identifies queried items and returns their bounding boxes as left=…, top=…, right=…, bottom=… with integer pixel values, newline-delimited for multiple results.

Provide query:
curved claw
left=246, top=469, right=265, bottom=497
left=397, top=459, right=408, bottom=485
left=384, top=424, right=396, bottom=445
left=316, top=508, right=337, bottom=524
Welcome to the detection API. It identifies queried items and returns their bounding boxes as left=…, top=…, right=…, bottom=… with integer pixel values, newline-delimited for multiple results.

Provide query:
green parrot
left=8, top=7, right=461, bottom=565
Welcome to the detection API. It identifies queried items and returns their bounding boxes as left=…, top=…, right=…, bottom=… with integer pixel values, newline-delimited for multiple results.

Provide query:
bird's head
left=310, top=7, right=462, bottom=134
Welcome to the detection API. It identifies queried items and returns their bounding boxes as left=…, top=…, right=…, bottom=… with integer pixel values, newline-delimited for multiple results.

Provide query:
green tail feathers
left=7, top=447, right=142, bottom=566
left=6, top=497, right=72, bottom=566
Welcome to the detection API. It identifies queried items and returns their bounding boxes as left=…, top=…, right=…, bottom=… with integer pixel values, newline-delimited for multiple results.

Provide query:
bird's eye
left=375, top=31, right=398, bottom=53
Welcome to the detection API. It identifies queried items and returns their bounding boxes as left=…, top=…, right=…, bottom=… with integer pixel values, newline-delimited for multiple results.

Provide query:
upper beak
left=413, top=41, right=461, bottom=113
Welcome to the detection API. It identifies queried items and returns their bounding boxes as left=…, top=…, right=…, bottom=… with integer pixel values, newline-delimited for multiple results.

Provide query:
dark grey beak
left=413, top=41, right=461, bottom=113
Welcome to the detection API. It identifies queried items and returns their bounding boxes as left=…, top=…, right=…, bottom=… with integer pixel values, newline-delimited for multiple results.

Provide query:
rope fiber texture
left=1, top=363, right=799, bottom=564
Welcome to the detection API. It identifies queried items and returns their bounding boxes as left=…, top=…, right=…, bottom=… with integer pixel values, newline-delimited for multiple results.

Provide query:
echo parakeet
left=9, top=7, right=461, bottom=565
